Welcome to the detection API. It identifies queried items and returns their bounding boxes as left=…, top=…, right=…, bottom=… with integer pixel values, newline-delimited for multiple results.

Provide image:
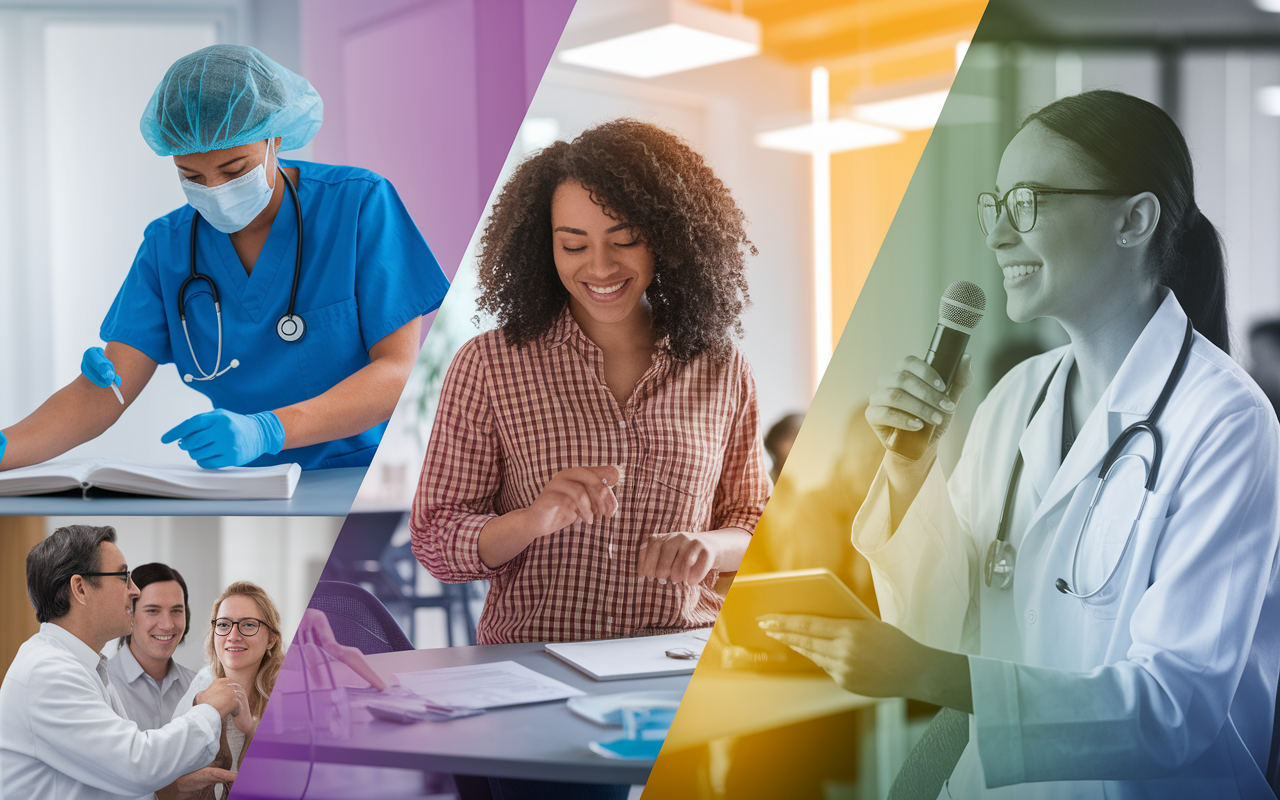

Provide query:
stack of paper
left=394, top=661, right=584, bottom=708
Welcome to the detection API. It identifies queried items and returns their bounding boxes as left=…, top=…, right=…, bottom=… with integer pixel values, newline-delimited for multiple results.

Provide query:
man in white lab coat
left=0, top=524, right=246, bottom=799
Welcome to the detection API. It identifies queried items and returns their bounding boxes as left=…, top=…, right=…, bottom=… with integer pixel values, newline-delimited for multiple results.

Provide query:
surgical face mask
left=179, top=142, right=276, bottom=234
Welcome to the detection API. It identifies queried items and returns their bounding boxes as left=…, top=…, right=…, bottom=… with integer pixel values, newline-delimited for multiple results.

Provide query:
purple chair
left=307, top=580, right=413, bottom=655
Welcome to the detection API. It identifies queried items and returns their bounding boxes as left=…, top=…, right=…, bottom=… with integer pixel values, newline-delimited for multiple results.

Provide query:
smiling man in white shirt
left=106, top=562, right=197, bottom=730
left=0, top=524, right=245, bottom=800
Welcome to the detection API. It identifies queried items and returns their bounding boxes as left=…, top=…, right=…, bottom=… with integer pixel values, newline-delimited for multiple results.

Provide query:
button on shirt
left=411, top=309, right=770, bottom=644
left=106, top=643, right=196, bottom=731
left=0, top=623, right=220, bottom=800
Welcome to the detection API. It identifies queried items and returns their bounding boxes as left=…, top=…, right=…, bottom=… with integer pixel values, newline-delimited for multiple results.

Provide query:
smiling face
left=213, top=595, right=275, bottom=675
left=130, top=580, right=186, bottom=667
left=550, top=181, right=655, bottom=331
left=988, top=122, right=1140, bottom=327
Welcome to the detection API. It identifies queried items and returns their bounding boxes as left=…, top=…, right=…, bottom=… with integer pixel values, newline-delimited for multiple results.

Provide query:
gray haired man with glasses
left=0, top=525, right=244, bottom=800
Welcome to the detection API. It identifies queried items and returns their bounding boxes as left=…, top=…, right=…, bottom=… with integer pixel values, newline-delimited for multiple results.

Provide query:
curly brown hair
left=476, top=118, right=756, bottom=361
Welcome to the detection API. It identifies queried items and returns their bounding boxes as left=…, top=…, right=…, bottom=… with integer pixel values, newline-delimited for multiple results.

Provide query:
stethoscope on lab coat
left=177, top=165, right=307, bottom=382
left=983, top=317, right=1195, bottom=598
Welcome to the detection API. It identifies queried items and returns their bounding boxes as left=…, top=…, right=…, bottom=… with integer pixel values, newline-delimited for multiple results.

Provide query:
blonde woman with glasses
left=162, top=582, right=283, bottom=800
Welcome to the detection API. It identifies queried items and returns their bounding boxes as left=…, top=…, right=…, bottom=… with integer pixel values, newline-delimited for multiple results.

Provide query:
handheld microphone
left=886, top=280, right=986, bottom=460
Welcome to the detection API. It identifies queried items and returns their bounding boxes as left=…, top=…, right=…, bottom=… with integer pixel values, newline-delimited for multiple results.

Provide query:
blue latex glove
left=0, top=430, right=6, bottom=465
left=81, top=347, right=122, bottom=388
left=161, top=410, right=285, bottom=469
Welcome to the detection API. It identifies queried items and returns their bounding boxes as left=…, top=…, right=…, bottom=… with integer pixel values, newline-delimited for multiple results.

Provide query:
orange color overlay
left=644, top=1, right=989, bottom=797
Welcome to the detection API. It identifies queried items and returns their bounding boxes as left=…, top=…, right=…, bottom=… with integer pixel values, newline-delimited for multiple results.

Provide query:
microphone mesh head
left=939, top=280, right=986, bottom=331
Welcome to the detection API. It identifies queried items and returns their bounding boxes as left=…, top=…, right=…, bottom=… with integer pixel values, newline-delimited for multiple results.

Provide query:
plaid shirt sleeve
left=410, top=337, right=513, bottom=583
left=711, top=350, right=770, bottom=534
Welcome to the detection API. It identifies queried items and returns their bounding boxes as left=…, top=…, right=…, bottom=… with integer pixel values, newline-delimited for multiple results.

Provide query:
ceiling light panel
left=756, top=120, right=903, bottom=155
left=854, top=89, right=951, bottom=131
left=559, top=1, right=761, bottom=79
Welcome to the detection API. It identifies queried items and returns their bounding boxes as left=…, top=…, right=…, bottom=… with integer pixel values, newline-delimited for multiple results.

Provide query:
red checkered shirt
left=411, top=309, right=770, bottom=644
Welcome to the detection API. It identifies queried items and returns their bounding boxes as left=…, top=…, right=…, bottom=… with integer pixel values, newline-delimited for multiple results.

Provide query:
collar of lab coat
left=1019, top=289, right=1188, bottom=524
left=40, top=621, right=105, bottom=674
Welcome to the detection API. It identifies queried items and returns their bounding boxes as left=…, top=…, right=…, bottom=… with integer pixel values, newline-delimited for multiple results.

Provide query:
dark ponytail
left=1166, top=210, right=1229, bottom=352
left=1021, top=90, right=1230, bottom=354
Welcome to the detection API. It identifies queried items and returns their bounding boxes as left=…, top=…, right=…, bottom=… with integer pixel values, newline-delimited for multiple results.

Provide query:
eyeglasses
left=213, top=617, right=265, bottom=636
left=79, top=570, right=131, bottom=584
left=976, top=186, right=1129, bottom=235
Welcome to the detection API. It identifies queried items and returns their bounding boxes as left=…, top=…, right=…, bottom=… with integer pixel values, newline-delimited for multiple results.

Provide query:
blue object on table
left=588, top=738, right=665, bottom=761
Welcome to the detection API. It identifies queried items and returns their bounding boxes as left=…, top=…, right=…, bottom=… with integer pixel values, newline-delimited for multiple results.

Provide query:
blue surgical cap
left=140, top=44, right=323, bottom=156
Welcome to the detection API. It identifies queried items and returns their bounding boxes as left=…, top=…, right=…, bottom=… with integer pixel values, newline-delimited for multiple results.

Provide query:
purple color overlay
left=231, top=2, right=576, bottom=791
left=301, top=0, right=573, bottom=285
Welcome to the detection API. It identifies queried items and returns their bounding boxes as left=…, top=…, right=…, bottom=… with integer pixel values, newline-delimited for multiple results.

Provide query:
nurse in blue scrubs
left=0, top=45, right=448, bottom=471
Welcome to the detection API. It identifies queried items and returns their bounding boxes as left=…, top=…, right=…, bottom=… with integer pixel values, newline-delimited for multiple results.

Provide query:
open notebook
left=0, top=458, right=302, bottom=500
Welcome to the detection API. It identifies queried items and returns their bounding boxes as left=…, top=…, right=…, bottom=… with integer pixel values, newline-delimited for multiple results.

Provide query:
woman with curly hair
left=161, top=582, right=284, bottom=800
left=410, top=119, right=770, bottom=652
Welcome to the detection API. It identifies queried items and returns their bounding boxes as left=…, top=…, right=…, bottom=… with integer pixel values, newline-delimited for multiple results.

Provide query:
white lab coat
left=853, top=292, right=1280, bottom=799
left=0, top=623, right=221, bottom=800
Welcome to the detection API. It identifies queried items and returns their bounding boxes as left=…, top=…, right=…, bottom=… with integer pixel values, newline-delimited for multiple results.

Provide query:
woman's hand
left=866, top=354, right=973, bottom=526
left=476, top=465, right=620, bottom=568
left=637, top=528, right=752, bottom=585
left=866, top=354, right=973, bottom=459
left=81, top=347, right=123, bottom=389
left=155, top=767, right=238, bottom=800
left=639, top=532, right=714, bottom=585
left=161, top=409, right=285, bottom=469
left=757, top=614, right=972, bottom=712
left=711, top=619, right=810, bottom=672
left=638, top=532, right=724, bottom=586
left=230, top=686, right=256, bottom=736
left=526, top=466, right=621, bottom=535
left=194, top=678, right=247, bottom=718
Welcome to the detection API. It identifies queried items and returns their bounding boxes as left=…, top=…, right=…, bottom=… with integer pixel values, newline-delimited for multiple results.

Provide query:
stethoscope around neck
left=982, top=318, right=1194, bottom=599
left=177, top=164, right=307, bottom=383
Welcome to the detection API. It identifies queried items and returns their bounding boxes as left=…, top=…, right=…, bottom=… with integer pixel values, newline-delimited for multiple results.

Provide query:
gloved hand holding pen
left=81, top=347, right=125, bottom=404
left=162, top=409, right=285, bottom=469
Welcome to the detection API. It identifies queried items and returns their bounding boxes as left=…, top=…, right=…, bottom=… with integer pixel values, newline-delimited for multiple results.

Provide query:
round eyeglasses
left=977, top=186, right=1128, bottom=235
left=213, top=617, right=264, bottom=636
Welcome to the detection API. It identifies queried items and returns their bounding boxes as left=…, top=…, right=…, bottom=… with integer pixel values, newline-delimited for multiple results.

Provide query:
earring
left=1121, top=238, right=1128, bottom=244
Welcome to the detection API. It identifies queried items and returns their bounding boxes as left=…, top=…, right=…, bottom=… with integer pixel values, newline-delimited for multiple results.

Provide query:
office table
left=248, top=641, right=691, bottom=786
left=0, top=466, right=366, bottom=516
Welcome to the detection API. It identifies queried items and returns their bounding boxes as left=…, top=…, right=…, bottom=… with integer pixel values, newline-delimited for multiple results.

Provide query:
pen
left=110, top=384, right=124, bottom=405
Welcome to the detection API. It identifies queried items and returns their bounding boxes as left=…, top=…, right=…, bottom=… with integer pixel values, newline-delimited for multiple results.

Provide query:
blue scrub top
left=101, top=160, right=449, bottom=469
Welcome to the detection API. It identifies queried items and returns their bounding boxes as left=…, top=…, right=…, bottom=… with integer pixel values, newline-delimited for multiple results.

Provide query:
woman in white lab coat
left=760, top=90, right=1280, bottom=798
